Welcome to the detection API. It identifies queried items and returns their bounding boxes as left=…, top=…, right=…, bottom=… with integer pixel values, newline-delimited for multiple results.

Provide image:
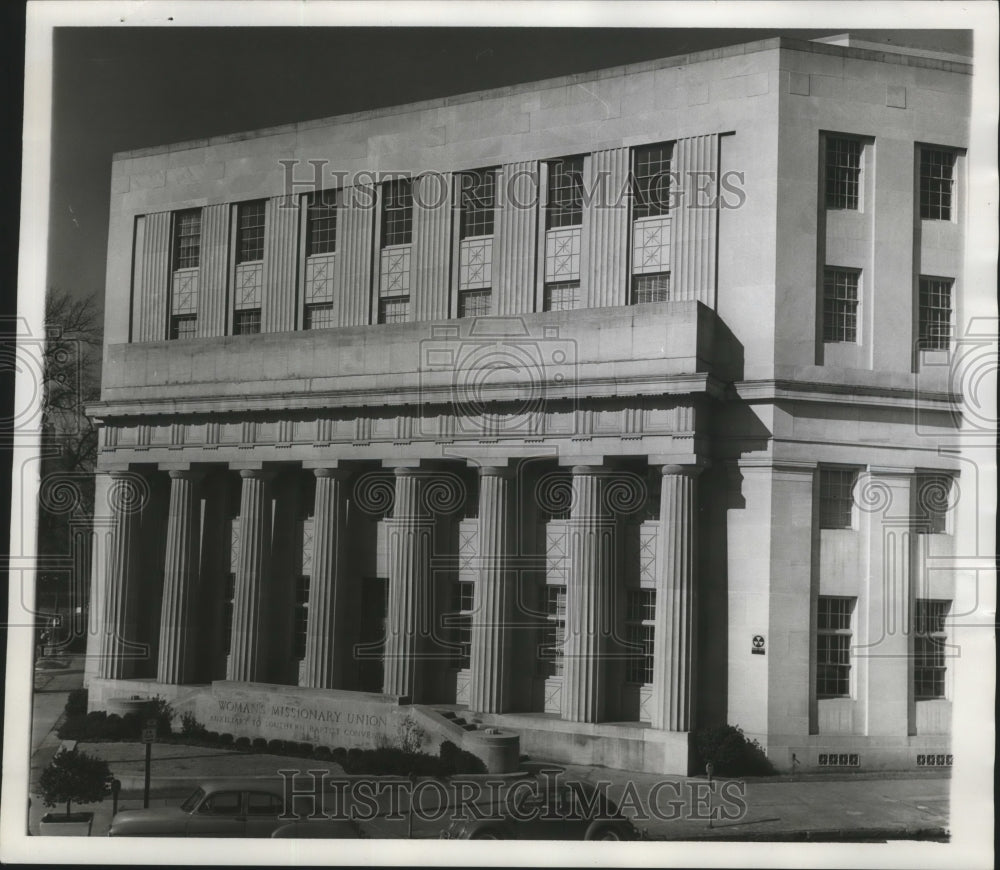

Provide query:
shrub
left=695, top=724, right=775, bottom=777
left=219, top=733, right=234, bottom=746
left=234, top=736, right=251, bottom=751
left=39, top=748, right=112, bottom=818
left=181, top=713, right=208, bottom=738
left=331, top=747, right=347, bottom=764
left=251, top=738, right=268, bottom=752
left=439, top=740, right=487, bottom=775
left=65, top=688, right=88, bottom=717
left=312, top=746, right=332, bottom=761
left=266, top=739, right=285, bottom=755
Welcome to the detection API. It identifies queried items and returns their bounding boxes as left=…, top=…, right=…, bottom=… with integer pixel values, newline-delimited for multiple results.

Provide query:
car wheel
left=588, top=825, right=624, bottom=841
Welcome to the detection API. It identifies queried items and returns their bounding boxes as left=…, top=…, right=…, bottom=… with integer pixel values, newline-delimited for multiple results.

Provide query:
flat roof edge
left=111, top=35, right=971, bottom=162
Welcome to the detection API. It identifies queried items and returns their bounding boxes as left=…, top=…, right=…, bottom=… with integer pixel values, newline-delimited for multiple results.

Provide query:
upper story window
left=632, top=143, right=673, bottom=219
left=236, top=200, right=266, bottom=263
left=825, top=137, right=863, bottom=210
left=546, top=156, right=584, bottom=229
left=823, top=267, right=860, bottom=344
left=460, top=168, right=496, bottom=238
left=915, top=473, right=952, bottom=535
left=918, top=276, right=953, bottom=351
left=306, top=190, right=338, bottom=256
left=819, top=468, right=857, bottom=530
left=919, top=148, right=956, bottom=221
left=381, top=178, right=413, bottom=247
left=173, top=209, right=202, bottom=269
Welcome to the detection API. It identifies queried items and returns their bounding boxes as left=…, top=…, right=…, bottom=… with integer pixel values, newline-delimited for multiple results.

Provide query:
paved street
left=25, top=656, right=950, bottom=840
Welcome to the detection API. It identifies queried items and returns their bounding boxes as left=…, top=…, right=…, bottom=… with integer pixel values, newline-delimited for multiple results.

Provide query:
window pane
left=546, top=157, right=584, bottom=229
left=460, top=168, right=496, bottom=238
left=233, top=308, right=261, bottom=335
left=382, top=178, right=413, bottom=246
left=823, top=268, right=860, bottom=343
left=237, top=201, right=266, bottom=263
left=918, top=276, right=952, bottom=351
left=632, top=272, right=670, bottom=304
left=378, top=297, right=410, bottom=324
left=544, top=281, right=580, bottom=312
left=458, top=289, right=492, bottom=318
left=919, top=148, right=955, bottom=221
left=304, top=303, right=335, bottom=330
left=825, top=138, right=862, bottom=210
left=306, top=190, right=338, bottom=256
left=170, top=314, right=197, bottom=340
left=817, top=596, right=855, bottom=697
left=819, top=469, right=856, bottom=529
left=174, top=209, right=202, bottom=269
left=633, top=143, right=673, bottom=219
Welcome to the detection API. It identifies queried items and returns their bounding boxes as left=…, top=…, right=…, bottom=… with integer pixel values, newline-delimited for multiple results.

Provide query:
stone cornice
left=86, top=373, right=725, bottom=422
left=731, top=379, right=962, bottom=413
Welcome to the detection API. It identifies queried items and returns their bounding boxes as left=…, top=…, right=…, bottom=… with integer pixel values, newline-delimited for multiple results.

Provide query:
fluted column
left=383, top=468, right=432, bottom=701
left=561, top=466, right=614, bottom=723
left=99, top=472, right=146, bottom=680
left=301, top=468, right=351, bottom=689
left=226, top=469, right=274, bottom=682
left=469, top=466, right=515, bottom=713
left=157, top=470, right=204, bottom=684
left=652, top=464, right=701, bottom=731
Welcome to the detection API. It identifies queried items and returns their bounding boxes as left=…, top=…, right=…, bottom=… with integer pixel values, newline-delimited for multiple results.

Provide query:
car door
left=185, top=790, right=247, bottom=837
left=244, top=791, right=286, bottom=837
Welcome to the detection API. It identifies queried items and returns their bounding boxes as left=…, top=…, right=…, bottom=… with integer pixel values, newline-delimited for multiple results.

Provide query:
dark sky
left=48, top=27, right=973, bottom=309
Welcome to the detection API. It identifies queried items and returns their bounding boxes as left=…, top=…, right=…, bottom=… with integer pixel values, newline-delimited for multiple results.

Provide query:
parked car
left=440, top=777, right=638, bottom=840
left=270, top=819, right=366, bottom=838
left=109, top=779, right=301, bottom=838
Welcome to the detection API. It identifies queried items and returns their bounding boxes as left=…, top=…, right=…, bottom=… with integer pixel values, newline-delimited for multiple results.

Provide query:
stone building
left=84, top=35, right=968, bottom=773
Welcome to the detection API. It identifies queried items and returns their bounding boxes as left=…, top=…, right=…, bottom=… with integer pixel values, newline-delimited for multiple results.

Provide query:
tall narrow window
left=293, top=575, right=310, bottom=661
left=632, top=143, right=673, bottom=219
left=819, top=468, right=857, bottom=530
left=378, top=297, right=410, bottom=324
left=817, top=596, right=855, bottom=698
left=625, top=589, right=656, bottom=684
left=919, top=148, right=956, bottom=221
left=381, top=178, right=413, bottom=247
left=306, top=190, right=338, bottom=255
left=913, top=599, right=949, bottom=699
left=546, top=156, right=584, bottom=229
left=173, top=209, right=202, bottom=269
left=458, top=289, right=492, bottom=318
left=170, top=315, right=197, bottom=340
left=915, top=473, right=951, bottom=535
left=460, top=168, right=496, bottom=238
left=236, top=200, right=266, bottom=263
left=823, top=267, right=860, bottom=343
left=450, top=581, right=474, bottom=668
left=537, top=585, right=566, bottom=676
left=825, top=137, right=863, bottom=210
left=918, top=276, right=953, bottom=351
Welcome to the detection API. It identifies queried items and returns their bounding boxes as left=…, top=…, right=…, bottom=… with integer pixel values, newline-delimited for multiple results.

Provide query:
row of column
left=99, top=462, right=701, bottom=731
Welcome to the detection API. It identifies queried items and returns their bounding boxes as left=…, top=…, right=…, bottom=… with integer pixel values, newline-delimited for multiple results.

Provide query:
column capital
left=661, top=463, right=706, bottom=478
left=238, top=468, right=276, bottom=480
left=313, top=467, right=352, bottom=481
left=168, top=469, right=206, bottom=481
left=478, top=465, right=516, bottom=478
left=570, top=464, right=610, bottom=476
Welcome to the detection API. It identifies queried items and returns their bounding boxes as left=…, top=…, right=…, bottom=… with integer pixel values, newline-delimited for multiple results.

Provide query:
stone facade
left=85, top=36, right=968, bottom=774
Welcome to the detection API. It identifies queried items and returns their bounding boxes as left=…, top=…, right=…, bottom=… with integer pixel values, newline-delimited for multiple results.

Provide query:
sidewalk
left=26, top=659, right=950, bottom=841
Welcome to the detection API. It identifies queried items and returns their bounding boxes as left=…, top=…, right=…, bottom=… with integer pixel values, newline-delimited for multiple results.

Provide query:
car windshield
left=180, top=787, right=206, bottom=813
